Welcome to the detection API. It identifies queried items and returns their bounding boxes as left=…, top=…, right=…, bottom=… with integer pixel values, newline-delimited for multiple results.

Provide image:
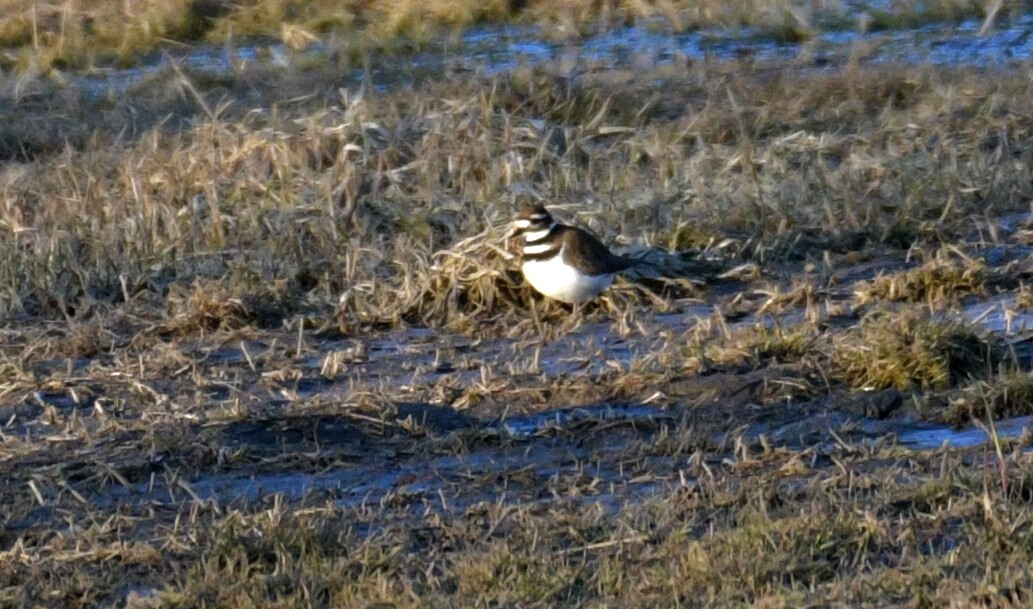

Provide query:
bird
left=512, top=204, right=638, bottom=305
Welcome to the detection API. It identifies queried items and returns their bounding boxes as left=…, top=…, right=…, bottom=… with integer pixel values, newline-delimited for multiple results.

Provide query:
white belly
left=521, top=255, right=614, bottom=304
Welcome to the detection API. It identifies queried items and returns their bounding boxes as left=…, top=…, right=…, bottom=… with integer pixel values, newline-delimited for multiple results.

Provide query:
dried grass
left=4, top=61, right=1033, bottom=338
left=833, top=310, right=994, bottom=391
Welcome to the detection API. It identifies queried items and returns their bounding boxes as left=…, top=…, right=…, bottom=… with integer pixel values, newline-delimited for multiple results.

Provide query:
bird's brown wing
left=559, top=226, right=637, bottom=275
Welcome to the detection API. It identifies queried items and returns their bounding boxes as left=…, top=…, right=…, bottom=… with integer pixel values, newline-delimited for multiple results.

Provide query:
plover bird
left=513, top=204, right=637, bottom=305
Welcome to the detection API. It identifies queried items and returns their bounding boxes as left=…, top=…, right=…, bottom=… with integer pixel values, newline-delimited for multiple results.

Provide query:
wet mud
left=5, top=240, right=1033, bottom=547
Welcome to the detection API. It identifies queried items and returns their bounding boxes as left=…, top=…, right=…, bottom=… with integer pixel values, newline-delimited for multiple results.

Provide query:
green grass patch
left=833, top=311, right=994, bottom=391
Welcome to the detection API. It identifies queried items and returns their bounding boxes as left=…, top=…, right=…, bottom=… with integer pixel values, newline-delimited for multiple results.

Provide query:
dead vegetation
left=5, top=60, right=1033, bottom=337
left=832, top=311, right=994, bottom=391
left=945, top=371, right=1033, bottom=426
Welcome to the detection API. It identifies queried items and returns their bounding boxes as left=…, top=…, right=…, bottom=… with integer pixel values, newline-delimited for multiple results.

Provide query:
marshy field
left=6, top=1, right=1033, bottom=607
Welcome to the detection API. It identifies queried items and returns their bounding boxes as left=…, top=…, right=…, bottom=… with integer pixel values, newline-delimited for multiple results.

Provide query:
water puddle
left=77, top=398, right=1032, bottom=525
left=88, top=404, right=682, bottom=519
left=456, top=14, right=1033, bottom=75
left=759, top=410, right=1033, bottom=451
left=897, top=416, right=1033, bottom=449
left=69, top=12, right=1033, bottom=98
left=485, top=403, right=674, bottom=438
left=963, top=293, right=1033, bottom=335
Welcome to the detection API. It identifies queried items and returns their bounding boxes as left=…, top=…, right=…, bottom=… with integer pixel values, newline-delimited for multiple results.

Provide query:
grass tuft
left=945, top=371, right=1033, bottom=426
left=856, top=250, right=987, bottom=305
left=833, top=311, right=994, bottom=391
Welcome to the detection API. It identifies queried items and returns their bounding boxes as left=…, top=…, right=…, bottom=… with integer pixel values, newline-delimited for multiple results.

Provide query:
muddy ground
left=5, top=243, right=1033, bottom=607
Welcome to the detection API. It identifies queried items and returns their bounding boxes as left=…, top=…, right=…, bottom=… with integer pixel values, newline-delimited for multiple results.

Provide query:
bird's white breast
left=521, top=245, right=615, bottom=304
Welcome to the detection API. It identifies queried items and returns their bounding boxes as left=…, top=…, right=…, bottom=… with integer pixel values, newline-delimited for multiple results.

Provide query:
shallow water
left=457, top=13, right=1033, bottom=74
left=963, top=293, right=1033, bottom=335
left=72, top=395, right=1032, bottom=525
left=487, top=403, right=674, bottom=438
left=897, top=416, right=1033, bottom=449
left=82, top=405, right=680, bottom=521
left=71, top=11, right=1033, bottom=98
